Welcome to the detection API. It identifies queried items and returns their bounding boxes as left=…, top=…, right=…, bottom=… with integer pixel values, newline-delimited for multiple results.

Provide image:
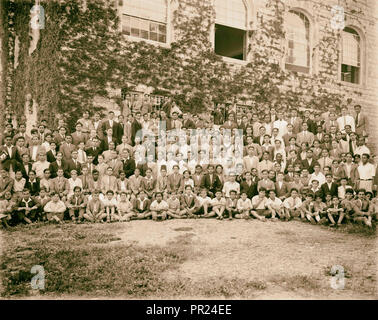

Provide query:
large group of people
left=0, top=103, right=376, bottom=228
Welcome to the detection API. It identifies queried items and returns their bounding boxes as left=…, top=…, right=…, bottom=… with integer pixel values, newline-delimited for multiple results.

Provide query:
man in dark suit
left=65, top=150, right=82, bottom=177
left=253, top=126, right=266, bottom=146
left=25, top=170, right=40, bottom=196
left=101, top=128, right=117, bottom=151
left=71, top=122, right=88, bottom=146
left=182, top=112, right=196, bottom=129
left=46, top=142, right=57, bottom=163
left=240, top=171, right=258, bottom=199
left=320, top=173, right=338, bottom=201
left=0, top=135, right=21, bottom=172
left=115, top=114, right=126, bottom=145
left=120, top=149, right=136, bottom=178
left=85, top=137, right=102, bottom=165
left=49, top=151, right=68, bottom=178
left=101, top=111, right=118, bottom=140
left=201, top=165, right=221, bottom=197
left=301, top=149, right=320, bottom=174
left=17, top=153, right=33, bottom=181
left=131, top=114, right=142, bottom=146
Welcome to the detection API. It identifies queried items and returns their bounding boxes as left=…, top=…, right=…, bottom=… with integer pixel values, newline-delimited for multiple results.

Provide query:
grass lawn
left=0, top=220, right=376, bottom=299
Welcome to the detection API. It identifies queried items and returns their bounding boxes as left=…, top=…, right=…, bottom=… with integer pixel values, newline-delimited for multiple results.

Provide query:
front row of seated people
left=0, top=171, right=375, bottom=228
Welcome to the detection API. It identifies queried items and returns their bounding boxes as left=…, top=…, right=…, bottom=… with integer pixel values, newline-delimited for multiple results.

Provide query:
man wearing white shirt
left=273, top=111, right=288, bottom=138
left=357, top=154, right=375, bottom=192
left=354, top=137, right=371, bottom=158
left=337, top=106, right=355, bottom=133
left=243, top=146, right=259, bottom=173
left=309, top=163, right=326, bottom=186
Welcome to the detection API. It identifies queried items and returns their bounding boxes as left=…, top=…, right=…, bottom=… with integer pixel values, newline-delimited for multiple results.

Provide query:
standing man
left=353, top=104, right=368, bottom=138
left=357, top=154, right=375, bottom=192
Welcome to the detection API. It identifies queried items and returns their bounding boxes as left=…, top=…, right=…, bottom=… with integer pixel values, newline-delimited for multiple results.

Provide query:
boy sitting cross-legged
left=265, top=189, right=284, bottom=221
left=311, top=192, right=327, bottom=224
left=166, top=191, right=183, bottom=219
left=116, top=191, right=133, bottom=221
left=195, top=188, right=212, bottom=218
left=236, top=191, right=252, bottom=219
left=102, top=190, right=118, bottom=222
left=66, top=186, right=87, bottom=222
left=179, top=185, right=199, bottom=218
left=44, top=192, right=67, bottom=223
left=207, top=190, right=226, bottom=219
left=132, top=190, right=151, bottom=220
left=150, top=192, right=169, bottom=221
left=326, top=196, right=345, bottom=227
left=16, top=189, right=39, bottom=224
left=250, top=188, right=269, bottom=221
left=300, top=192, right=317, bottom=223
left=84, top=190, right=107, bottom=223
left=283, top=188, right=303, bottom=220
left=225, top=190, right=239, bottom=220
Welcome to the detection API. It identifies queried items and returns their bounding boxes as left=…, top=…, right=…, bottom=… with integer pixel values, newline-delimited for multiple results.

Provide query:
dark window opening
left=215, top=24, right=245, bottom=60
left=341, top=64, right=360, bottom=84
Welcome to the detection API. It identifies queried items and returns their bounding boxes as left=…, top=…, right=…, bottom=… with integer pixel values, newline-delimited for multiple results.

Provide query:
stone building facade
left=118, top=0, right=377, bottom=148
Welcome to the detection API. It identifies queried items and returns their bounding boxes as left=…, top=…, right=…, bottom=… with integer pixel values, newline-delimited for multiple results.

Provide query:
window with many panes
left=121, top=0, right=167, bottom=44
left=285, top=11, right=310, bottom=73
left=341, top=27, right=361, bottom=84
left=214, top=0, right=247, bottom=61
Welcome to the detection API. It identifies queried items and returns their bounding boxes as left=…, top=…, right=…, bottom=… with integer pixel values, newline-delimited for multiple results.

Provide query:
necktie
left=355, top=113, right=359, bottom=126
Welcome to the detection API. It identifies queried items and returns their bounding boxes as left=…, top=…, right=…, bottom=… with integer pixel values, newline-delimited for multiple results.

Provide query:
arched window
left=341, top=27, right=361, bottom=84
left=214, top=0, right=247, bottom=61
left=121, top=0, right=167, bottom=43
left=285, top=10, right=310, bottom=73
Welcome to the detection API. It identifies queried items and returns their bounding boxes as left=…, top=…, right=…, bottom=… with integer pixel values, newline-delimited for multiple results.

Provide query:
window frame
left=119, top=0, right=171, bottom=47
left=340, top=26, right=363, bottom=86
left=212, top=0, right=249, bottom=63
left=284, top=10, right=312, bottom=75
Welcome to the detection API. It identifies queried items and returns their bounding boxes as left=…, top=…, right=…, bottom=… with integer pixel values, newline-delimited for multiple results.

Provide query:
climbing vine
left=2, top=0, right=366, bottom=131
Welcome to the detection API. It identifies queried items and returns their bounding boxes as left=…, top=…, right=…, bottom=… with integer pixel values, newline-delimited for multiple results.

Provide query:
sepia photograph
left=0, top=0, right=377, bottom=307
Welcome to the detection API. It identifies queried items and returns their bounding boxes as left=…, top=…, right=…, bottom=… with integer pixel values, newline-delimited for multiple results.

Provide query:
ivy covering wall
left=1, top=0, right=364, bottom=130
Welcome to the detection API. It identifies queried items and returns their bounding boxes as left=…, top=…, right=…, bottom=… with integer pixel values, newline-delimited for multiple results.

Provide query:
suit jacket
left=100, top=175, right=117, bottom=194
left=142, top=176, right=157, bottom=194
left=85, top=146, right=102, bottom=165
left=340, top=163, right=359, bottom=186
left=320, top=182, right=338, bottom=200
left=71, top=131, right=88, bottom=146
left=122, top=158, right=136, bottom=178
left=131, top=120, right=142, bottom=145
left=287, top=117, right=302, bottom=134
left=282, top=133, right=297, bottom=147
left=156, top=175, right=170, bottom=193
left=59, top=143, right=76, bottom=160
left=275, top=181, right=290, bottom=199
left=46, top=150, right=57, bottom=163
left=331, top=166, right=346, bottom=182
left=179, top=194, right=198, bottom=209
left=65, top=159, right=82, bottom=177
left=324, top=119, right=339, bottom=133
left=240, top=180, right=258, bottom=199
left=101, top=120, right=118, bottom=139
left=49, top=160, right=68, bottom=178
left=115, top=121, right=126, bottom=144
left=201, top=173, right=221, bottom=193
left=51, top=176, right=69, bottom=195
left=301, top=158, right=320, bottom=174
left=0, top=145, right=21, bottom=170
left=101, top=137, right=117, bottom=151
left=353, top=111, right=368, bottom=136
left=0, top=176, right=14, bottom=194
left=302, top=118, right=317, bottom=134
left=25, top=178, right=40, bottom=196
left=53, top=133, right=66, bottom=147
left=168, top=173, right=182, bottom=191
left=296, top=131, right=315, bottom=147
left=16, top=162, right=33, bottom=180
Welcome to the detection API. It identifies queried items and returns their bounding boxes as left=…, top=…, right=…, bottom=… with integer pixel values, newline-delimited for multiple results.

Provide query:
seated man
left=150, top=192, right=169, bottom=221
left=236, top=191, right=252, bottom=219
left=44, top=192, right=67, bottom=223
left=132, top=190, right=151, bottom=220
left=16, top=189, right=39, bottom=224
left=84, top=190, right=106, bottom=223
left=66, top=186, right=87, bottom=222
left=225, top=190, right=238, bottom=220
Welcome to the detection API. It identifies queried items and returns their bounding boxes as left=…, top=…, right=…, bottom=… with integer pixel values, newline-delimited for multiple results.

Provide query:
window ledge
left=338, top=80, right=365, bottom=90
left=122, top=34, right=171, bottom=49
left=220, top=56, right=248, bottom=66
